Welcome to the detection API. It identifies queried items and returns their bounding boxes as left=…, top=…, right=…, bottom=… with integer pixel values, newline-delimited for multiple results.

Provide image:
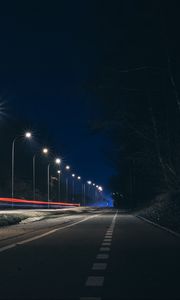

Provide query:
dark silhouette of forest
left=90, top=1, right=180, bottom=208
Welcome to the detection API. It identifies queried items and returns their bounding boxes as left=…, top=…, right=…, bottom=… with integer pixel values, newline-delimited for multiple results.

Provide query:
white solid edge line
left=0, top=243, right=16, bottom=253
left=137, top=216, right=180, bottom=239
left=0, top=214, right=100, bottom=252
left=17, top=228, right=59, bottom=245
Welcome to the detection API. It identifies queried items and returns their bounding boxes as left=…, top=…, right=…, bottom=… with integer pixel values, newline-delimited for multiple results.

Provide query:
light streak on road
left=0, top=197, right=80, bottom=208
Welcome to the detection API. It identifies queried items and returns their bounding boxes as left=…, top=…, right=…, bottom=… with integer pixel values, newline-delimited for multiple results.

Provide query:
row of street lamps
left=11, top=131, right=103, bottom=206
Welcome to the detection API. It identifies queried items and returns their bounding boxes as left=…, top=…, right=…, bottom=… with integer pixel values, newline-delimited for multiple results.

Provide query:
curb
left=137, top=215, right=180, bottom=239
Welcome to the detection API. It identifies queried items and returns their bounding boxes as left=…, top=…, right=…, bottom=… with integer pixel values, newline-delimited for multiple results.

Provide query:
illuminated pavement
left=0, top=209, right=180, bottom=299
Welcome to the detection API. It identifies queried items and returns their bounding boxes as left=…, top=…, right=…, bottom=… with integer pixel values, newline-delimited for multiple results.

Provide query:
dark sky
left=0, top=1, right=116, bottom=191
left=0, top=1, right=174, bottom=195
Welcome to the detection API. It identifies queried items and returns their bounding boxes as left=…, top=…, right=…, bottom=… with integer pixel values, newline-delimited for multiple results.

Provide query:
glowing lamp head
left=66, top=165, right=70, bottom=170
left=25, top=132, right=32, bottom=139
left=87, top=181, right=92, bottom=185
left=93, top=183, right=95, bottom=186
left=42, top=148, right=49, bottom=154
left=98, top=186, right=103, bottom=192
left=55, top=158, right=61, bottom=165
left=96, top=185, right=99, bottom=188
left=77, top=176, right=81, bottom=180
left=72, top=174, right=75, bottom=177
left=57, top=170, right=61, bottom=174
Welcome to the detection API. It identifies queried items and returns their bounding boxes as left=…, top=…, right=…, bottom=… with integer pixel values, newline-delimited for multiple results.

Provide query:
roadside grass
left=137, top=191, right=180, bottom=234
left=0, top=214, right=27, bottom=227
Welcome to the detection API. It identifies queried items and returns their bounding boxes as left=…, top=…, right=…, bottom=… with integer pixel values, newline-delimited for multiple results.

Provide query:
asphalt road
left=0, top=208, right=180, bottom=300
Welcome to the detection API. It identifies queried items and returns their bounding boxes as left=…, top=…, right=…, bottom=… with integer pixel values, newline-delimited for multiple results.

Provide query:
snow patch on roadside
left=20, top=216, right=45, bottom=224
left=0, top=207, right=91, bottom=227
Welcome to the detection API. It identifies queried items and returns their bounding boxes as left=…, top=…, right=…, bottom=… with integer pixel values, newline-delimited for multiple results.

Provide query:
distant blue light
left=87, top=197, right=113, bottom=207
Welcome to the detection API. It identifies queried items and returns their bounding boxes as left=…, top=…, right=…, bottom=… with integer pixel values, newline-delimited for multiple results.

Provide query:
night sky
left=0, top=1, right=116, bottom=192
left=1, top=1, right=173, bottom=198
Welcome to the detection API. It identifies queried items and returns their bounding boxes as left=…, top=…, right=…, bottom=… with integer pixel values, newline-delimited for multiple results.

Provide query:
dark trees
left=90, top=1, right=180, bottom=208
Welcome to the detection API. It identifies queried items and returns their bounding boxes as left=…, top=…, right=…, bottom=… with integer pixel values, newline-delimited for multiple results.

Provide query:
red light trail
left=0, top=198, right=80, bottom=207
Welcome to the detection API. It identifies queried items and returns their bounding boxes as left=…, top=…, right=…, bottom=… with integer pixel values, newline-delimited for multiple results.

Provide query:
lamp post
left=77, top=176, right=81, bottom=204
left=57, top=170, right=61, bottom=201
left=87, top=181, right=92, bottom=203
left=33, top=147, right=49, bottom=200
left=83, top=183, right=86, bottom=206
left=47, top=158, right=61, bottom=208
left=98, top=186, right=103, bottom=202
left=81, top=181, right=86, bottom=206
left=11, top=131, right=32, bottom=206
left=92, top=183, right=96, bottom=202
left=72, top=174, right=75, bottom=202
left=65, top=165, right=70, bottom=202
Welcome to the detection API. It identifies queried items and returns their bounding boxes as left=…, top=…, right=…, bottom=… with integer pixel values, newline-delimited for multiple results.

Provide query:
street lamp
left=92, top=183, right=96, bottom=202
left=47, top=157, right=61, bottom=207
left=55, top=158, right=61, bottom=164
left=98, top=186, right=103, bottom=192
left=33, top=147, right=49, bottom=200
left=25, top=132, right=32, bottom=139
left=11, top=131, right=32, bottom=202
left=57, top=170, right=61, bottom=201
left=65, top=165, right=70, bottom=201
left=77, top=176, right=85, bottom=205
left=82, top=182, right=86, bottom=206
left=72, top=174, right=75, bottom=202
left=87, top=181, right=92, bottom=202
left=99, top=186, right=103, bottom=202
left=76, top=176, right=81, bottom=203
left=42, top=148, right=48, bottom=154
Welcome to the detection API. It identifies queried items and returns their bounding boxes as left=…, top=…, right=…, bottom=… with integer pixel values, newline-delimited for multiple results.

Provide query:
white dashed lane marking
left=92, top=263, right=107, bottom=270
left=86, top=276, right=104, bottom=287
left=96, top=253, right=109, bottom=259
left=81, top=210, right=118, bottom=300
left=99, top=247, right=110, bottom=252
left=80, top=297, right=101, bottom=300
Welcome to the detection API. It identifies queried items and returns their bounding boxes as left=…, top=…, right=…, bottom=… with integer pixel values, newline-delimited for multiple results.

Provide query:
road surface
left=0, top=208, right=180, bottom=299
